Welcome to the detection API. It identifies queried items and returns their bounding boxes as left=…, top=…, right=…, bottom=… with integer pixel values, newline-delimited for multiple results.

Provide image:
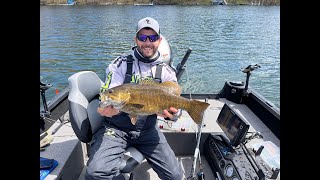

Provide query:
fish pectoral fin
left=129, top=115, right=138, bottom=125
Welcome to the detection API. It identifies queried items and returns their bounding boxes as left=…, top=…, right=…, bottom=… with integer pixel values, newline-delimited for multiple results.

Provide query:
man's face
left=135, top=28, right=162, bottom=58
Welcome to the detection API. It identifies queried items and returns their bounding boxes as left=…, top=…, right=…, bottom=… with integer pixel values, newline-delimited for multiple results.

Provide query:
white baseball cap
left=136, top=17, right=160, bottom=35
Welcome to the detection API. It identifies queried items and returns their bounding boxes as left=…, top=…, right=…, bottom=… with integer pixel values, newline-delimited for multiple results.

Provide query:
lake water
left=40, top=5, right=280, bottom=108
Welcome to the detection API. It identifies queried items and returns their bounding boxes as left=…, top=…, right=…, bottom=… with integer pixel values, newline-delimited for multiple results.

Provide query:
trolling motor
left=240, top=64, right=261, bottom=96
left=40, top=81, right=52, bottom=131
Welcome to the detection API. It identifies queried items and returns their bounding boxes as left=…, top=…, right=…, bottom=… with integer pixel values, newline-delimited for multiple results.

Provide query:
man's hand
left=97, top=105, right=120, bottom=117
left=157, top=107, right=179, bottom=119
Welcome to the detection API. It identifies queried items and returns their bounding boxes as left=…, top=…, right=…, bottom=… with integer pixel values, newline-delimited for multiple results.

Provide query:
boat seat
left=68, top=71, right=145, bottom=174
left=158, top=35, right=174, bottom=68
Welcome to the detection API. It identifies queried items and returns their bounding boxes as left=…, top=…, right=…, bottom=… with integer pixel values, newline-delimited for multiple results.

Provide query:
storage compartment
left=224, top=81, right=245, bottom=104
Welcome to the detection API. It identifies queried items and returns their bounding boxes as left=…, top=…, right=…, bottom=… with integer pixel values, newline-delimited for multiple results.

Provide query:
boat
left=40, top=36, right=280, bottom=180
left=67, top=0, right=76, bottom=5
left=212, top=0, right=227, bottom=5
left=134, top=1, right=154, bottom=6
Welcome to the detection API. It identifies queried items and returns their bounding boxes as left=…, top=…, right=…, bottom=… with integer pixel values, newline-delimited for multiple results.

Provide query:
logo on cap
left=146, top=19, right=151, bottom=24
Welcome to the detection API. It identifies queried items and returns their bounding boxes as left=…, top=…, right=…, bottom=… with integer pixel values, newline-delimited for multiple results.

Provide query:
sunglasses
left=137, top=34, right=160, bottom=42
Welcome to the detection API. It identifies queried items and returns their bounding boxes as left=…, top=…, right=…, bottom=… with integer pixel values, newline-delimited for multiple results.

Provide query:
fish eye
left=108, top=89, right=113, bottom=93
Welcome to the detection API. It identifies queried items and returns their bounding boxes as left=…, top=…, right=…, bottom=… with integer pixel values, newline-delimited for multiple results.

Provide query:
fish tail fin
left=185, top=100, right=210, bottom=124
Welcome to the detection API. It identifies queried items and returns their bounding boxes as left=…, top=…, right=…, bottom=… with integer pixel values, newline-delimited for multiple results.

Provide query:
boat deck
left=40, top=98, right=280, bottom=180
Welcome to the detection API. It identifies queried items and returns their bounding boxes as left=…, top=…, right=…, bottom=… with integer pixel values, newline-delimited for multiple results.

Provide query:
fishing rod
left=187, top=98, right=207, bottom=180
left=195, top=134, right=205, bottom=180
left=178, top=47, right=205, bottom=179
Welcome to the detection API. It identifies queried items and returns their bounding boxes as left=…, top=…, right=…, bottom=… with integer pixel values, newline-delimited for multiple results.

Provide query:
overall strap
left=154, top=64, right=163, bottom=83
left=124, top=55, right=133, bottom=84
left=125, top=55, right=163, bottom=84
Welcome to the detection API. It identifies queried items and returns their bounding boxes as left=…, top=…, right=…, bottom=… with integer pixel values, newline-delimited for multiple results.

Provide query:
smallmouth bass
left=99, top=80, right=209, bottom=125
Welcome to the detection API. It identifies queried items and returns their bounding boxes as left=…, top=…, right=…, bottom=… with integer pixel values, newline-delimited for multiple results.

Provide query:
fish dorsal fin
left=138, top=79, right=182, bottom=96
left=138, top=79, right=159, bottom=86
left=161, top=81, right=182, bottom=96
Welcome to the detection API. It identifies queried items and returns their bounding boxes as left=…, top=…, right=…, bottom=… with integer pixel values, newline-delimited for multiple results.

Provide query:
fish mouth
left=113, top=101, right=126, bottom=110
left=99, top=89, right=130, bottom=109
left=99, top=100, right=111, bottom=109
left=99, top=98, right=126, bottom=109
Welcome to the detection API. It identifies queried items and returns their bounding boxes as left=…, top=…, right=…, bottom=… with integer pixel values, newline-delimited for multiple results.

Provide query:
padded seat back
left=68, top=71, right=104, bottom=143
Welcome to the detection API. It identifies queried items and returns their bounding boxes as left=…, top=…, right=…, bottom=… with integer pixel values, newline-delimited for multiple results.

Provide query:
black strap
left=124, top=55, right=133, bottom=84
left=124, top=54, right=163, bottom=84
left=154, top=64, right=163, bottom=83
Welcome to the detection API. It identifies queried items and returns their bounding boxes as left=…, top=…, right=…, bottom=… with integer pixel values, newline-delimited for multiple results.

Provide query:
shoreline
left=40, top=0, right=280, bottom=6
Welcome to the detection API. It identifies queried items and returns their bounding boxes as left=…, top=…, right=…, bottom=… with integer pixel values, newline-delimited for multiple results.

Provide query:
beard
left=137, top=45, right=158, bottom=58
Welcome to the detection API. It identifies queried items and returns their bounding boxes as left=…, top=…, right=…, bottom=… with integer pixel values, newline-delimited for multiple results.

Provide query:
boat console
left=204, top=104, right=280, bottom=180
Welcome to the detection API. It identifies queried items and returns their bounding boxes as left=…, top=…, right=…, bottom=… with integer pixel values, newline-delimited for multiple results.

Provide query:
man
left=85, top=17, right=184, bottom=180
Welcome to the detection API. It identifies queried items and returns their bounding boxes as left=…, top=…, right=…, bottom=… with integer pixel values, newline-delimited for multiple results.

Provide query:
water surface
left=40, top=5, right=280, bottom=108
